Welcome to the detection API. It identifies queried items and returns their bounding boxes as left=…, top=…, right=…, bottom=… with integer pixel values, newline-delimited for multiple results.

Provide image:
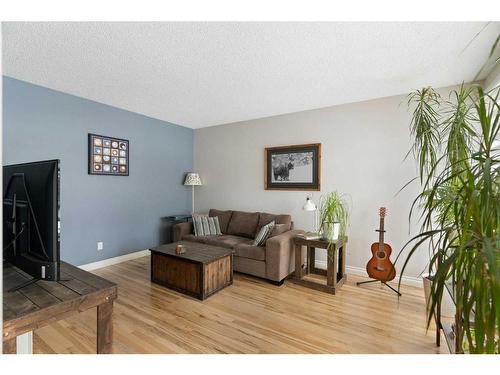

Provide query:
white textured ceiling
left=3, top=22, right=500, bottom=129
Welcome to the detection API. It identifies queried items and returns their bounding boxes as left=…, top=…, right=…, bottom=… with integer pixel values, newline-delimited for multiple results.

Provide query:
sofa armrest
left=265, top=229, right=305, bottom=282
left=173, top=221, right=193, bottom=242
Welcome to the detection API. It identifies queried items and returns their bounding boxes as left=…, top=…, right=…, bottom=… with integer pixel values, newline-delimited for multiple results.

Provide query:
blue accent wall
left=3, top=76, right=193, bottom=265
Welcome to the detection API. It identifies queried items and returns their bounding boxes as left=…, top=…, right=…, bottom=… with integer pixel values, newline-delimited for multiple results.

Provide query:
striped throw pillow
left=253, top=220, right=275, bottom=246
left=193, top=215, right=222, bottom=236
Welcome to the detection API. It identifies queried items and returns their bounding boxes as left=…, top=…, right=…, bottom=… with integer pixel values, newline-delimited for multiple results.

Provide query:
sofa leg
left=269, top=279, right=285, bottom=287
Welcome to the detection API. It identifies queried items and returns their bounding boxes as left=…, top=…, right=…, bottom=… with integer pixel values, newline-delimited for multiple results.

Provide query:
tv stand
left=3, top=261, right=117, bottom=354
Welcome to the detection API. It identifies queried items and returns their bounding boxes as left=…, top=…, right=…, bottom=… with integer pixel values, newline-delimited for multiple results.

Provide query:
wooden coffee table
left=149, top=241, right=234, bottom=300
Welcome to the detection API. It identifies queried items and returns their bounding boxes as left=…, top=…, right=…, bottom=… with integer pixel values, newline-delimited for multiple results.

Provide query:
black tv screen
left=3, top=159, right=60, bottom=281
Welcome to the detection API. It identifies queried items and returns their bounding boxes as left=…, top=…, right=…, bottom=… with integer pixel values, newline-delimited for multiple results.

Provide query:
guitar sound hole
left=376, top=252, right=386, bottom=259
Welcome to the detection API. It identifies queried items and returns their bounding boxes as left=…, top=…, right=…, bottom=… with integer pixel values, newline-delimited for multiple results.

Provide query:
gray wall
left=3, top=76, right=193, bottom=266
left=194, top=91, right=437, bottom=279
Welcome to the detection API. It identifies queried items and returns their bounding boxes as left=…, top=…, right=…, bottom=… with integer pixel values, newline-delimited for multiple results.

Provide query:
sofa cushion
left=234, top=243, right=266, bottom=261
left=209, top=209, right=233, bottom=234
left=204, top=235, right=253, bottom=249
left=183, top=234, right=199, bottom=242
left=257, top=212, right=292, bottom=233
left=226, top=211, right=260, bottom=238
left=268, top=223, right=289, bottom=238
left=182, top=234, right=221, bottom=244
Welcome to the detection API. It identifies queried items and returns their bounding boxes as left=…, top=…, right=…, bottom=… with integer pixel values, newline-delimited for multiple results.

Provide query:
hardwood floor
left=33, top=255, right=445, bottom=354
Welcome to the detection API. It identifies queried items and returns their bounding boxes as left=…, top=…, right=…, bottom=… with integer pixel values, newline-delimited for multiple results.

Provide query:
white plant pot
left=320, top=222, right=341, bottom=241
left=422, top=273, right=456, bottom=318
left=332, top=223, right=340, bottom=240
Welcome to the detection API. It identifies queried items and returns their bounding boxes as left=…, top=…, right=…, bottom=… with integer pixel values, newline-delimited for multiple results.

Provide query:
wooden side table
left=291, top=237, right=347, bottom=294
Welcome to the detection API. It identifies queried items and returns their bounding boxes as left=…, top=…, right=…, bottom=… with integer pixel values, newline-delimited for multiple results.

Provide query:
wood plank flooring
left=32, top=255, right=445, bottom=354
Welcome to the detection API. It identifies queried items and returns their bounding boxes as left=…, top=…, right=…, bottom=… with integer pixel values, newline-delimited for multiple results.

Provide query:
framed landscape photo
left=265, top=143, right=321, bottom=190
left=88, top=133, right=129, bottom=176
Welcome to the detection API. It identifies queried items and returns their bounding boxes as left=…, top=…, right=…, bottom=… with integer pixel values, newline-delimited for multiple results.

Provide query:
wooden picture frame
left=265, top=143, right=321, bottom=190
left=88, top=133, right=129, bottom=176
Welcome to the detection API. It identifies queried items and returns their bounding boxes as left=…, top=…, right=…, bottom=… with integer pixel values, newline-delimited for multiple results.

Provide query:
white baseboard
left=314, top=260, right=422, bottom=288
left=79, top=249, right=150, bottom=271
left=77, top=250, right=422, bottom=287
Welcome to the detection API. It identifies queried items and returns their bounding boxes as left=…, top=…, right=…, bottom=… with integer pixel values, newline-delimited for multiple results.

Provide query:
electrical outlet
left=97, top=241, right=104, bottom=251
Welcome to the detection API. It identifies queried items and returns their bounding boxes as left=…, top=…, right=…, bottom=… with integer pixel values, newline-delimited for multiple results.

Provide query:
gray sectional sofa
left=173, top=209, right=305, bottom=284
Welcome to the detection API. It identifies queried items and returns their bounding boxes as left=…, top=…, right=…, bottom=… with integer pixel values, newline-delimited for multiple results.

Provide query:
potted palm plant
left=398, top=82, right=499, bottom=353
left=318, top=191, right=349, bottom=242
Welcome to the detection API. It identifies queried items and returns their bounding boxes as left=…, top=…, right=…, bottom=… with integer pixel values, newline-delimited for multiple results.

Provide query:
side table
left=291, top=236, right=347, bottom=294
left=160, top=214, right=192, bottom=244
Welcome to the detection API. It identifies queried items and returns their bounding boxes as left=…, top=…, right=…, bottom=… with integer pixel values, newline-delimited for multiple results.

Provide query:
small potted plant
left=318, top=191, right=349, bottom=242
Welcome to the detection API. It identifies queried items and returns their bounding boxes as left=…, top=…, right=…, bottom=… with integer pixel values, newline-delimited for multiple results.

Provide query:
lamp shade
left=184, top=172, right=202, bottom=186
left=302, top=197, right=316, bottom=211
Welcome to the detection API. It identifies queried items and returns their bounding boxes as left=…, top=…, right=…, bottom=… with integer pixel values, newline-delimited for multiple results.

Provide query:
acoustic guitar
left=366, top=207, right=396, bottom=282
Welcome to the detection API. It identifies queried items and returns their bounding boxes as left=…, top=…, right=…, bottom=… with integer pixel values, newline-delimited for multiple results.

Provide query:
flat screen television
left=3, top=159, right=60, bottom=284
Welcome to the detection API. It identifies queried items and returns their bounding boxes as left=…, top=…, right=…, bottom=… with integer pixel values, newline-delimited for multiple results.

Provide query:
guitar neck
left=378, top=217, right=385, bottom=245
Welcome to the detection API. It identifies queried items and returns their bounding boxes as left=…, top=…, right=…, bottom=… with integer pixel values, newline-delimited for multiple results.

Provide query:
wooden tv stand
left=3, top=261, right=117, bottom=354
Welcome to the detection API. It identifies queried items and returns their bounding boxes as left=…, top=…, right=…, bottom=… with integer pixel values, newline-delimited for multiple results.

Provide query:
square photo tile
left=103, top=139, right=111, bottom=147
left=103, top=164, right=111, bottom=172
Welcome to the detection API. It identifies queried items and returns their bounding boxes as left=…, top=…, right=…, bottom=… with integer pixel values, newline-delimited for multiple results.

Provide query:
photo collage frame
left=88, top=133, right=129, bottom=176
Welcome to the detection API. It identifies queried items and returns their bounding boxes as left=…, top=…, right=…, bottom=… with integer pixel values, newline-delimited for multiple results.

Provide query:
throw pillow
left=193, top=215, right=222, bottom=236
left=253, top=220, right=275, bottom=246
left=257, top=213, right=292, bottom=232
left=192, top=214, right=204, bottom=236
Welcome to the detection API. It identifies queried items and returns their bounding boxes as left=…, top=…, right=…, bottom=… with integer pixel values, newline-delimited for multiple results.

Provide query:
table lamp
left=302, top=196, right=318, bottom=233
